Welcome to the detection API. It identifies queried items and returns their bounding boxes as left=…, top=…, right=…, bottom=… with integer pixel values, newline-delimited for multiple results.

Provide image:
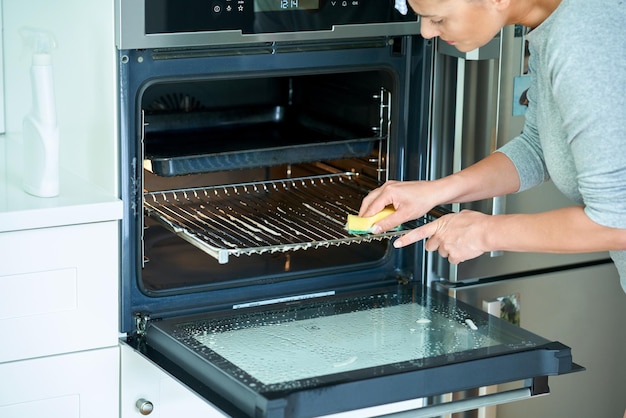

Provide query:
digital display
left=255, top=0, right=321, bottom=12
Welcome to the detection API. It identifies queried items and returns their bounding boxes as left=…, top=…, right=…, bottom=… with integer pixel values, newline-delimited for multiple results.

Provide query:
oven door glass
left=144, top=282, right=579, bottom=417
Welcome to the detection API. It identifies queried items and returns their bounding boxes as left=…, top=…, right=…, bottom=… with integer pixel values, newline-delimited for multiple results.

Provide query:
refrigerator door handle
left=377, top=387, right=534, bottom=418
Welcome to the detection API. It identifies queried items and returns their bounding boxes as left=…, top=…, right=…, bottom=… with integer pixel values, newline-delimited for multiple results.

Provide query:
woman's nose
left=420, top=19, right=440, bottom=39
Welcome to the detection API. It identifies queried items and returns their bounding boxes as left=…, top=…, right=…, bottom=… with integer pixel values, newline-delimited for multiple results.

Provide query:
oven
left=116, top=1, right=581, bottom=417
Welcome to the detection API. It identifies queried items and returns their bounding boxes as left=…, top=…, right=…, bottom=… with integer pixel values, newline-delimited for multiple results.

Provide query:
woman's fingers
left=392, top=211, right=488, bottom=265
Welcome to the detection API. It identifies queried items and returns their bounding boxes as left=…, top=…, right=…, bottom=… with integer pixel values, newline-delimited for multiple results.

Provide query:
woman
left=360, top=0, right=626, bottom=290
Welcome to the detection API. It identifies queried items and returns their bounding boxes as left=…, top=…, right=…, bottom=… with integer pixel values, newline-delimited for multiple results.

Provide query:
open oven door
left=127, top=281, right=582, bottom=418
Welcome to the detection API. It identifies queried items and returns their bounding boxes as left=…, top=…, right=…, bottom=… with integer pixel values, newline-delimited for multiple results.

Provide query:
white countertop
left=0, top=134, right=122, bottom=233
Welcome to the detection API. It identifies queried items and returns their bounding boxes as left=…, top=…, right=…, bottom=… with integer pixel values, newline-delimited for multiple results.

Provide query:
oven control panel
left=117, top=0, right=419, bottom=49
left=145, top=0, right=415, bottom=35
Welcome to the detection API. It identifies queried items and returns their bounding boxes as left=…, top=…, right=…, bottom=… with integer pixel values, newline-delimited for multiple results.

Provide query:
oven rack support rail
left=144, top=173, right=436, bottom=264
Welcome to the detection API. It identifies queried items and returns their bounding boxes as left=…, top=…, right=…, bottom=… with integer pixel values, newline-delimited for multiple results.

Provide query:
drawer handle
left=135, top=398, right=154, bottom=415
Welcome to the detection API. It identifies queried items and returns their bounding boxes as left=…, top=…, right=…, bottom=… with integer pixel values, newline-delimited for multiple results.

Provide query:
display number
left=281, top=0, right=299, bottom=9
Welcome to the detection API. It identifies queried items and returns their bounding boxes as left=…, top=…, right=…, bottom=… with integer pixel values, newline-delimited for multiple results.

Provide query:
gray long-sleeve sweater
left=497, top=0, right=626, bottom=290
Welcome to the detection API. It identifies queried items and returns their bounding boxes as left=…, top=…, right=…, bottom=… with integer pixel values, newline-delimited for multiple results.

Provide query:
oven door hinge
left=134, top=313, right=151, bottom=337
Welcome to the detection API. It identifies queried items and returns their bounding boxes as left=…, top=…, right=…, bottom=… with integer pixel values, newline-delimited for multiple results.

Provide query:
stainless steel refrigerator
left=426, top=25, right=626, bottom=417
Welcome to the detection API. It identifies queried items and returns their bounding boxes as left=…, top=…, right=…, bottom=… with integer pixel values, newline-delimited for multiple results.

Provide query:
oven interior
left=137, top=66, right=425, bottom=299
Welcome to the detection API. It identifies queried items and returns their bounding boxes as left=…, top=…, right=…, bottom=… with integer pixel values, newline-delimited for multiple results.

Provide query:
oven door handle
left=377, top=386, right=534, bottom=418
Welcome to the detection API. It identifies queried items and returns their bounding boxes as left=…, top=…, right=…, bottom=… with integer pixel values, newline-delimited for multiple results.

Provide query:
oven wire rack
left=144, top=173, right=437, bottom=264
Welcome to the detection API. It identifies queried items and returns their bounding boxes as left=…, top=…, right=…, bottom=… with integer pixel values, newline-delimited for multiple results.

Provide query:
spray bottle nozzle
left=20, top=27, right=57, bottom=55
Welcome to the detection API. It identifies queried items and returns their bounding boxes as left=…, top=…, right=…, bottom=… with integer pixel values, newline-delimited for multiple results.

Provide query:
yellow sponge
left=346, top=206, right=396, bottom=234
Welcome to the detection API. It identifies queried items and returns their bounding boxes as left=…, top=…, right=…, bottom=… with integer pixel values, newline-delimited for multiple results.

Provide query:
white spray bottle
left=21, top=29, right=60, bottom=198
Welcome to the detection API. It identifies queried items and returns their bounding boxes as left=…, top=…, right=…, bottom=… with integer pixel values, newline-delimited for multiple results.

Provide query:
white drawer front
left=121, top=343, right=228, bottom=418
left=0, top=268, right=78, bottom=320
left=0, top=347, right=119, bottom=418
left=0, top=394, right=80, bottom=418
left=0, top=221, right=119, bottom=362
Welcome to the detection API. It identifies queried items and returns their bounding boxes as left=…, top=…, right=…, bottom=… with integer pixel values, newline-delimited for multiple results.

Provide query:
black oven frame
left=118, top=35, right=434, bottom=334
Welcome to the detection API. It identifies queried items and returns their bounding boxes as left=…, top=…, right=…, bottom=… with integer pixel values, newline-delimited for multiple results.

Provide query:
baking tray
left=144, top=106, right=379, bottom=176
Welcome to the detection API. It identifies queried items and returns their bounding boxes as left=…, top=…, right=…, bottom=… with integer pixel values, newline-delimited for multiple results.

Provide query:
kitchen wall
left=0, top=2, right=5, bottom=134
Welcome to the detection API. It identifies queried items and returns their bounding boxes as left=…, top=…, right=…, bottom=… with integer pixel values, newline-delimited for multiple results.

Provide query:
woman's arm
left=397, top=206, right=626, bottom=264
left=359, top=151, right=521, bottom=234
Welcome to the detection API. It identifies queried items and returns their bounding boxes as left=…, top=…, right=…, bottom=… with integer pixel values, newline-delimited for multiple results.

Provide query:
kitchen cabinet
left=0, top=139, right=122, bottom=418
left=0, top=347, right=119, bottom=418
left=0, top=138, right=121, bottom=416
left=1, top=0, right=122, bottom=415
left=0, top=220, right=120, bottom=362
left=120, top=343, right=228, bottom=417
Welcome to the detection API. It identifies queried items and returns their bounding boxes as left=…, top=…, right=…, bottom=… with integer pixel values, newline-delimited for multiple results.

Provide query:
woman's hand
left=394, top=206, right=626, bottom=264
left=360, top=153, right=521, bottom=234
left=393, top=210, right=492, bottom=264
left=358, top=180, right=441, bottom=234
left=358, top=153, right=524, bottom=262
left=359, top=180, right=492, bottom=264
